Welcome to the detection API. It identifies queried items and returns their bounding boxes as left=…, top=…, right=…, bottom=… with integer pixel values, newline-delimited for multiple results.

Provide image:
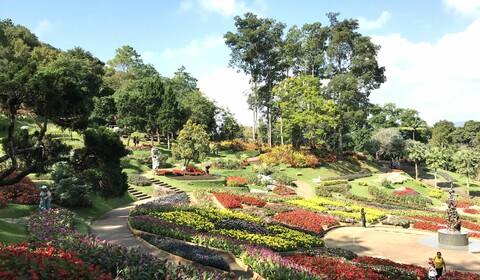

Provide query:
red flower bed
left=462, top=221, right=480, bottom=232
left=287, top=254, right=387, bottom=280
left=440, top=270, right=480, bottom=279
left=409, top=216, right=445, bottom=224
left=274, top=210, right=339, bottom=234
left=242, top=161, right=250, bottom=166
left=468, top=232, right=480, bottom=239
left=272, top=185, right=296, bottom=196
left=213, top=193, right=242, bottom=209
left=463, top=208, right=479, bottom=214
left=239, top=196, right=267, bottom=207
left=353, top=256, right=427, bottom=279
left=0, top=242, right=111, bottom=279
left=456, top=201, right=474, bottom=208
left=226, top=176, right=248, bottom=187
left=393, top=187, right=419, bottom=196
left=412, top=221, right=445, bottom=232
left=213, top=192, right=266, bottom=209
left=155, top=168, right=205, bottom=176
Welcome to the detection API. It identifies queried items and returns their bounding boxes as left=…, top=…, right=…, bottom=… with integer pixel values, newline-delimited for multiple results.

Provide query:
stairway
left=127, top=187, right=152, bottom=200
left=149, top=178, right=184, bottom=194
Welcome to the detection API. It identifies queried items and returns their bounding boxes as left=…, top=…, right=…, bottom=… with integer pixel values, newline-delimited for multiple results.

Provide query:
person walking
left=360, top=208, right=367, bottom=228
left=39, top=185, right=52, bottom=211
left=432, top=251, right=446, bottom=279
left=428, top=258, right=437, bottom=280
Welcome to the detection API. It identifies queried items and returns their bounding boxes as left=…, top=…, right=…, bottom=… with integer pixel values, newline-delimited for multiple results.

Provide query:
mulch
left=167, top=175, right=220, bottom=181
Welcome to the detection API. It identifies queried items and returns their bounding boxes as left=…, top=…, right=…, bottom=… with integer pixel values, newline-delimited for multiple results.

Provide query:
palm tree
left=453, top=148, right=480, bottom=197
left=426, top=146, right=448, bottom=188
left=406, top=140, right=427, bottom=180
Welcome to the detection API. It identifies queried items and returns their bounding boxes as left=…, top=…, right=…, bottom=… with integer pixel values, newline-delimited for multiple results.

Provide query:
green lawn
left=0, top=220, right=28, bottom=244
left=0, top=204, right=37, bottom=218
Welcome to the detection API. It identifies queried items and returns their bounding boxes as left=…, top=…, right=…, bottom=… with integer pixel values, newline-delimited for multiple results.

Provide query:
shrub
left=0, top=173, right=39, bottom=205
left=358, top=181, right=368, bottom=186
left=128, top=174, right=152, bottom=186
left=428, top=188, right=444, bottom=198
left=323, top=173, right=372, bottom=181
left=270, top=171, right=294, bottom=186
left=226, top=176, right=248, bottom=187
left=50, top=163, right=92, bottom=207
left=210, top=158, right=243, bottom=169
left=320, top=180, right=348, bottom=186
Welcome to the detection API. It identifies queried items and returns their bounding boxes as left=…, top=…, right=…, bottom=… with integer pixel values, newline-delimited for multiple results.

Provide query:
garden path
left=293, top=180, right=315, bottom=198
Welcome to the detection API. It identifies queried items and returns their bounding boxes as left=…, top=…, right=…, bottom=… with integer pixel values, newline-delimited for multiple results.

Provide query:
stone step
left=136, top=195, right=152, bottom=200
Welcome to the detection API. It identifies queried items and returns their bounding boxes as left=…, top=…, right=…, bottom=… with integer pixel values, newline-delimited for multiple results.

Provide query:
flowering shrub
left=0, top=193, right=8, bottom=209
left=428, top=188, right=444, bottom=198
left=393, top=187, right=419, bottom=196
left=258, top=145, right=321, bottom=168
left=226, top=176, right=248, bottom=187
left=0, top=174, right=39, bottom=205
left=155, top=168, right=205, bottom=176
left=0, top=242, right=112, bottom=279
left=274, top=210, right=339, bottom=234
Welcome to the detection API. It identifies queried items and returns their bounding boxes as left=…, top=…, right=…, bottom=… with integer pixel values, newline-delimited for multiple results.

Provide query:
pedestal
left=438, top=229, right=469, bottom=246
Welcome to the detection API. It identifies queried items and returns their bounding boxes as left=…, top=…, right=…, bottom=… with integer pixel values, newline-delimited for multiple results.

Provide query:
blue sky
left=1, top=0, right=480, bottom=126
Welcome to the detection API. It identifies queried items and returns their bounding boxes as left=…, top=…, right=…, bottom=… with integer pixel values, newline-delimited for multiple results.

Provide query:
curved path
left=324, top=226, right=480, bottom=273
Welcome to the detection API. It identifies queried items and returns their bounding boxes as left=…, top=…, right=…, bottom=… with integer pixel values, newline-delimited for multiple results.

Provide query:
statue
left=445, top=186, right=461, bottom=233
left=151, top=147, right=160, bottom=171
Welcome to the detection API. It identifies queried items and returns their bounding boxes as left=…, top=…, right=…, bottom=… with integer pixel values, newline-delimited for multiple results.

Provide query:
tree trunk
left=337, top=125, right=343, bottom=157
left=157, top=129, right=161, bottom=145
left=267, top=108, right=272, bottom=146
left=127, top=134, right=131, bottom=146
left=434, top=170, right=437, bottom=188
left=167, top=133, right=171, bottom=149
left=414, top=161, right=418, bottom=180
left=280, top=117, right=284, bottom=145
left=466, top=176, right=470, bottom=197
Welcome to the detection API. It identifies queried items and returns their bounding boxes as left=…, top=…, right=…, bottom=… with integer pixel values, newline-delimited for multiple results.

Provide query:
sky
left=1, top=0, right=480, bottom=126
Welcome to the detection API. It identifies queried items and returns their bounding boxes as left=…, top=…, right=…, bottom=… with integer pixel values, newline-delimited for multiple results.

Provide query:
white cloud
left=443, top=0, right=480, bottom=17
left=179, top=0, right=266, bottom=18
left=370, top=18, right=480, bottom=125
left=160, top=36, right=224, bottom=59
left=34, top=20, right=52, bottom=37
left=197, top=68, right=251, bottom=125
left=358, top=11, right=391, bottom=29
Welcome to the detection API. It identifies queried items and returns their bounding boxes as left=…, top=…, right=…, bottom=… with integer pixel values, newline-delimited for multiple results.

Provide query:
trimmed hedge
left=323, top=173, right=372, bottom=181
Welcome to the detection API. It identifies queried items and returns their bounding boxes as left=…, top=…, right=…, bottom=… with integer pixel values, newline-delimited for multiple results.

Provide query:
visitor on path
left=432, top=251, right=446, bottom=279
left=428, top=258, right=437, bottom=280
left=360, top=208, right=366, bottom=228
left=205, top=165, right=210, bottom=175
left=39, top=185, right=52, bottom=211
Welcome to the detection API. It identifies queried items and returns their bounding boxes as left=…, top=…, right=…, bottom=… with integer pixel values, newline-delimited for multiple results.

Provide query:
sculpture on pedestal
left=151, top=147, right=160, bottom=171
left=445, top=186, right=461, bottom=233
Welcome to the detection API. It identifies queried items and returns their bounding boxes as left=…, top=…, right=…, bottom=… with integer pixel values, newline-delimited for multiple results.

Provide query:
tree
left=453, top=148, right=480, bottom=196
left=171, top=120, right=210, bottom=168
left=181, top=91, right=217, bottom=134
left=324, top=13, right=386, bottom=155
left=430, top=120, right=455, bottom=148
left=399, top=108, right=427, bottom=141
left=451, top=120, right=480, bottom=147
left=425, top=146, right=448, bottom=188
left=0, top=20, right=104, bottom=186
left=405, top=140, right=427, bottom=180
left=115, top=87, right=146, bottom=145
left=225, top=12, right=286, bottom=145
left=157, top=86, right=182, bottom=149
left=213, top=108, right=241, bottom=141
left=274, top=75, right=338, bottom=149
left=367, top=128, right=406, bottom=161
left=138, top=76, right=165, bottom=146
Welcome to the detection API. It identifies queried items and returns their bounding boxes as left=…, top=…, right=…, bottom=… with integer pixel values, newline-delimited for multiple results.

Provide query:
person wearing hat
left=39, top=185, right=52, bottom=211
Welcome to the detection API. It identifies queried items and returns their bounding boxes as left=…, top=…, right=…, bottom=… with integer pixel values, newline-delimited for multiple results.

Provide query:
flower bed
left=0, top=242, right=111, bottom=279
left=393, top=187, right=419, bottom=196
left=226, top=176, right=248, bottom=187
left=156, top=166, right=205, bottom=176
left=456, top=201, right=474, bottom=208
left=463, top=208, right=479, bottom=214
left=274, top=209, right=339, bottom=234
left=0, top=173, right=39, bottom=206
left=412, top=221, right=445, bottom=232
left=213, top=192, right=267, bottom=209
left=273, top=185, right=296, bottom=196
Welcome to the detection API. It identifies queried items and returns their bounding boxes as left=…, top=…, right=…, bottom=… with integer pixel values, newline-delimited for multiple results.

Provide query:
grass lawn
left=0, top=220, right=28, bottom=244
left=0, top=204, right=37, bottom=218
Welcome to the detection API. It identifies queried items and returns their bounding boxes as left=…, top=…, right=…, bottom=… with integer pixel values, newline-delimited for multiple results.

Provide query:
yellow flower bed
left=267, top=225, right=324, bottom=248
left=428, top=188, right=444, bottom=198
left=286, top=199, right=329, bottom=212
left=216, top=229, right=298, bottom=251
left=155, top=211, right=215, bottom=231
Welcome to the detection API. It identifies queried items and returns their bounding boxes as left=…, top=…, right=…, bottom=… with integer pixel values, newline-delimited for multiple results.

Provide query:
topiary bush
left=128, top=174, right=152, bottom=186
left=50, top=163, right=92, bottom=207
left=210, top=158, right=243, bottom=169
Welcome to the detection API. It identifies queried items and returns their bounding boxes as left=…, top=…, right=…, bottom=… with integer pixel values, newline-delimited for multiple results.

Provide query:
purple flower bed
left=214, top=219, right=269, bottom=235
left=141, top=233, right=230, bottom=271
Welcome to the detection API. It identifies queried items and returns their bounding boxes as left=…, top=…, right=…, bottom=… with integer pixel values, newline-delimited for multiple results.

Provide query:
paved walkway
left=324, top=226, right=480, bottom=273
